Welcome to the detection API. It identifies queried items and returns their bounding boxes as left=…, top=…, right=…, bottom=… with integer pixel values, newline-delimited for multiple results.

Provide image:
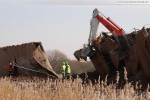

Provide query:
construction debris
left=0, top=42, right=59, bottom=78
left=74, top=27, right=150, bottom=90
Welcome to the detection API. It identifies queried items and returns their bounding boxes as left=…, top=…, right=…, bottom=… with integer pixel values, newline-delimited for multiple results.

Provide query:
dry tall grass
left=0, top=77, right=150, bottom=100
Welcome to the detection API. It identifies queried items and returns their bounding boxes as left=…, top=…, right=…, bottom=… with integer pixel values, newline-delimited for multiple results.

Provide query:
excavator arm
left=96, top=14, right=124, bottom=35
left=74, top=8, right=130, bottom=61
left=89, top=8, right=124, bottom=45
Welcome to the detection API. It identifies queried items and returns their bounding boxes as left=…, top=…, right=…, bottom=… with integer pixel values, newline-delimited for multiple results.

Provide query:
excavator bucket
left=74, top=49, right=87, bottom=61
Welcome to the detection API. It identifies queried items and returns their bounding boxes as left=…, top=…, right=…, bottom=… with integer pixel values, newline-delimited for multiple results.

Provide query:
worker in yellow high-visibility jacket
left=61, top=62, right=66, bottom=79
left=65, top=61, right=71, bottom=79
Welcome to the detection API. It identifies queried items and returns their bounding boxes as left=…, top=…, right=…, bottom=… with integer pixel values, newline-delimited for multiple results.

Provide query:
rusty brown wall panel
left=18, top=45, right=21, bottom=58
left=0, top=42, right=42, bottom=76
left=1, top=48, right=7, bottom=75
left=22, top=44, right=25, bottom=56
left=18, top=45, right=21, bottom=59
left=9, top=46, right=14, bottom=60
left=26, top=44, right=30, bottom=57
left=24, top=44, right=28, bottom=55
left=5, top=47, right=9, bottom=63
left=0, top=49, right=4, bottom=74
left=12, top=46, right=15, bottom=61
left=18, top=45, right=22, bottom=59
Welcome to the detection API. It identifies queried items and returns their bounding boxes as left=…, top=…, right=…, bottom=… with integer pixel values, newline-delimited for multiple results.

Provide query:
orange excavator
left=75, top=8, right=130, bottom=61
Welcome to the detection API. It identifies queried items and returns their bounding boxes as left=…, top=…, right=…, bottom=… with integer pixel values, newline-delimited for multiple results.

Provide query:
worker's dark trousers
left=8, top=70, right=13, bottom=76
left=13, top=66, right=19, bottom=76
left=62, top=73, right=65, bottom=79
left=66, top=73, right=71, bottom=79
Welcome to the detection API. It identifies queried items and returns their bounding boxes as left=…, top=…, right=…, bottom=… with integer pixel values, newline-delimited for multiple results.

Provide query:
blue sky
left=0, top=2, right=150, bottom=59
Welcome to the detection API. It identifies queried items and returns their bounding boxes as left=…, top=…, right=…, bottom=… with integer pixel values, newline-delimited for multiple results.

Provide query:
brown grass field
left=0, top=76, right=150, bottom=100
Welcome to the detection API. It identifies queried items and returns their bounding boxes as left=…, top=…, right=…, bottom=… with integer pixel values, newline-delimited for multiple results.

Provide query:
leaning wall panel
left=0, top=42, right=42, bottom=76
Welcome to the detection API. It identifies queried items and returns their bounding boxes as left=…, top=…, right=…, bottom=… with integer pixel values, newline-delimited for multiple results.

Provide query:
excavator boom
left=96, top=16, right=124, bottom=35
left=89, top=8, right=124, bottom=45
left=75, top=8, right=130, bottom=61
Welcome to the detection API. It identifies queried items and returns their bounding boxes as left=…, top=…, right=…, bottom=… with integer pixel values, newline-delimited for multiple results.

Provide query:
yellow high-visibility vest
left=66, top=65, right=71, bottom=74
left=62, top=65, right=66, bottom=73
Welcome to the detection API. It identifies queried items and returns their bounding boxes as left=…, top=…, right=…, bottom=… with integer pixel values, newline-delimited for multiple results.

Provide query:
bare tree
left=46, top=49, right=95, bottom=75
left=47, top=49, right=69, bottom=60
left=46, top=49, right=69, bottom=73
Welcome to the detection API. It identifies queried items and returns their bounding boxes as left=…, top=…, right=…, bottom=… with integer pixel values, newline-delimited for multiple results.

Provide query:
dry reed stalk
left=0, top=77, right=149, bottom=100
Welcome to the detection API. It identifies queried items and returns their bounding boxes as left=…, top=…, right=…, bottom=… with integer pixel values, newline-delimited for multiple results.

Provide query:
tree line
left=46, top=49, right=95, bottom=75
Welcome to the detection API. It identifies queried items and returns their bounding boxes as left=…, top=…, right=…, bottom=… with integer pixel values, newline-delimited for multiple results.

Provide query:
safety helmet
left=65, top=61, right=68, bottom=65
left=63, top=62, right=65, bottom=65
